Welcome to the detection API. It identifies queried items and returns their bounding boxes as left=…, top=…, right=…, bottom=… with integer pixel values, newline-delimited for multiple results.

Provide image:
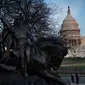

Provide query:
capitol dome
left=60, top=6, right=81, bottom=49
left=60, top=6, right=85, bottom=58
left=61, top=6, right=80, bottom=31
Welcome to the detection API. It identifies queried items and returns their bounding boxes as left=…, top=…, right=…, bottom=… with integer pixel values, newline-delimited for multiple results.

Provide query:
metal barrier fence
left=57, top=68, right=85, bottom=75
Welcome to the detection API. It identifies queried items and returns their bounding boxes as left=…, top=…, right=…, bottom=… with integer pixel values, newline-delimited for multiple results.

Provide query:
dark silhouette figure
left=75, top=73, right=79, bottom=84
left=0, top=10, right=68, bottom=85
left=71, top=74, right=74, bottom=83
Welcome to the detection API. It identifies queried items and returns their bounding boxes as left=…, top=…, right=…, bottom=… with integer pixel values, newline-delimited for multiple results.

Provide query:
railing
left=57, top=68, right=85, bottom=76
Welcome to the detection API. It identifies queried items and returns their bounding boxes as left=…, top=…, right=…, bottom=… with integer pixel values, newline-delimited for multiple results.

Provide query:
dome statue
left=60, top=6, right=81, bottom=50
left=61, top=6, right=80, bottom=31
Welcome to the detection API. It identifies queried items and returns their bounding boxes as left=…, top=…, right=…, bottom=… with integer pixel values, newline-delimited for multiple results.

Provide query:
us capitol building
left=60, top=6, right=85, bottom=58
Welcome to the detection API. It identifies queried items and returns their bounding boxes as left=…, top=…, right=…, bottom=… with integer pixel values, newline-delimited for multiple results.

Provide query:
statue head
left=34, top=37, right=68, bottom=71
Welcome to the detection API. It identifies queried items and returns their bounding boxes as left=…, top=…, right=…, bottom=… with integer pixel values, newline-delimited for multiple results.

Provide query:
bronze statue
left=0, top=13, right=67, bottom=85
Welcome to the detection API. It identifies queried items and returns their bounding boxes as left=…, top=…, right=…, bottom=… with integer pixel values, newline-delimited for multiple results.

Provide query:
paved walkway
left=66, top=83, right=85, bottom=85
left=62, top=76, right=85, bottom=83
left=71, top=83, right=85, bottom=85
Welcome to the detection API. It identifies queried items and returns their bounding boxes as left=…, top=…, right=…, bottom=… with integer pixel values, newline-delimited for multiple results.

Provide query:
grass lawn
left=60, top=57, right=85, bottom=69
left=57, top=58, right=85, bottom=76
left=62, top=57, right=85, bottom=64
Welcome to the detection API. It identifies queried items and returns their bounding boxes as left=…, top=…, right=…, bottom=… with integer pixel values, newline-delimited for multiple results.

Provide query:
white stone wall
left=65, top=44, right=85, bottom=58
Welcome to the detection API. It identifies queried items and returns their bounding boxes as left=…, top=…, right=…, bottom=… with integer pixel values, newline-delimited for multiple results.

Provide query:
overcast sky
left=45, top=0, right=85, bottom=36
